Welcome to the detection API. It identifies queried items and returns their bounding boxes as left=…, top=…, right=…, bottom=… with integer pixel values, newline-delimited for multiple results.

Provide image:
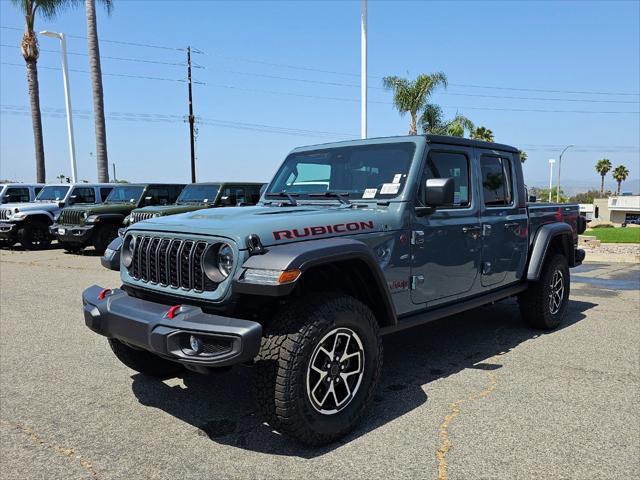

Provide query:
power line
left=0, top=43, right=199, bottom=67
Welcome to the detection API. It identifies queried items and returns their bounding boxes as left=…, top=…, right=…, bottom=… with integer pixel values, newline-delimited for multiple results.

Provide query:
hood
left=0, top=202, right=58, bottom=213
left=133, top=204, right=210, bottom=215
left=82, top=203, right=139, bottom=215
left=128, top=203, right=403, bottom=249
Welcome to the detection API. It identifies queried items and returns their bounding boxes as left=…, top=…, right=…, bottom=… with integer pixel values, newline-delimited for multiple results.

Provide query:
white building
left=593, top=195, right=640, bottom=224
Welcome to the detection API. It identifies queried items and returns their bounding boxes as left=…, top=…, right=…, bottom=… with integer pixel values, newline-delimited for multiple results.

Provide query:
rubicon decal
left=273, top=221, right=375, bottom=241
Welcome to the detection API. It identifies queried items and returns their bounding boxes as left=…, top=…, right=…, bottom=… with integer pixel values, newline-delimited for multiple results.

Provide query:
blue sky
left=1, top=0, right=639, bottom=191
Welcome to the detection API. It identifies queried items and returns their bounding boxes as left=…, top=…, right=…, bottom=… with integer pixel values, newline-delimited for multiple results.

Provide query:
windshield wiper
left=265, top=191, right=299, bottom=206
left=309, top=191, right=351, bottom=205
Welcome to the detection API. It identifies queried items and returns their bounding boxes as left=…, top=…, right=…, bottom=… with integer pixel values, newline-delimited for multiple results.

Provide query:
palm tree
left=85, top=0, right=113, bottom=182
left=471, top=126, right=494, bottom=142
left=612, top=165, right=630, bottom=195
left=11, top=0, right=71, bottom=183
left=518, top=150, right=527, bottom=163
left=420, top=105, right=474, bottom=138
left=595, top=158, right=612, bottom=195
left=383, top=72, right=448, bottom=135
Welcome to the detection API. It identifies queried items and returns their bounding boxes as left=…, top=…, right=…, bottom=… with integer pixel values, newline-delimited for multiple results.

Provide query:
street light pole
left=548, top=158, right=556, bottom=203
left=40, top=31, right=77, bottom=183
left=360, top=0, right=367, bottom=139
left=556, top=144, right=574, bottom=203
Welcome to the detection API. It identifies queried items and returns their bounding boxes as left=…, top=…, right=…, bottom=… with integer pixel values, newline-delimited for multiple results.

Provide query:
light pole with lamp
left=40, top=30, right=77, bottom=183
left=548, top=158, right=555, bottom=203
left=556, top=144, right=574, bottom=203
left=360, top=0, right=367, bottom=139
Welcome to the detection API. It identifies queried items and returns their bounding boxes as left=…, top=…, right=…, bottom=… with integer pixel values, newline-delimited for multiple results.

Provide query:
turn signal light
left=98, top=288, right=112, bottom=300
left=278, top=269, right=302, bottom=284
left=167, top=305, right=182, bottom=319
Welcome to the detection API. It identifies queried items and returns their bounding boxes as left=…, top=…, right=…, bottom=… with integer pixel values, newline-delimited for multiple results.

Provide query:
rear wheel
left=255, top=293, right=382, bottom=446
left=17, top=221, right=51, bottom=250
left=93, top=225, right=118, bottom=255
left=108, top=338, right=183, bottom=378
left=519, top=254, right=570, bottom=330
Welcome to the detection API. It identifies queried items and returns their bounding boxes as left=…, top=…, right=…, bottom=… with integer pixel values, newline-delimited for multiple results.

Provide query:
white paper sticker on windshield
left=380, top=183, right=400, bottom=195
left=392, top=174, right=402, bottom=184
left=362, top=188, right=377, bottom=199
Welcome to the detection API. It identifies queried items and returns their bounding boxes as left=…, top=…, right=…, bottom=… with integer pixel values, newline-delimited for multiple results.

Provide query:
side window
left=246, top=186, right=261, bottom=204
left=222, top=187, right=247, bottom=205
left=480, top=156, right=513, bottom=206
left=34, top=187, right=43, bottom=195
left=99, top=187, right=113, bottom=202
left=5, top=187, right=30, bottom=202
left=170, top=186, right=184, bottom=203
left=420, top=151, right=471, bottom=207
left=71, top=187, right=96, bottom=204
left=145, top=187, right=173, bottom=205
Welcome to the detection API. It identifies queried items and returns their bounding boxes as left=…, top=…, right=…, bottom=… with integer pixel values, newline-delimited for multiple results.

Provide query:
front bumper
left=82, top=285, right=262, bottom=367
left=50, top=224, right=94, bottom=244
left=0, top=222, right=18, bottom=239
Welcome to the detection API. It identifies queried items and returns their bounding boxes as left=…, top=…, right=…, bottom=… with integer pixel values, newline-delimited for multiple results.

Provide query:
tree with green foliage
left=595, top=158, right=612, bottom=195
left=383, top=73, right=448, bottom=135
left=569, top=189, right=611, bottom=203
left=470, top=126, right=494, bottom=142
left=518, top=150, right=527, bottom=163
left=420, top=104, right=474, bottom=137
left=528, top=186, right=568, bottom=203
left=612, top=165, right=630, bottom=195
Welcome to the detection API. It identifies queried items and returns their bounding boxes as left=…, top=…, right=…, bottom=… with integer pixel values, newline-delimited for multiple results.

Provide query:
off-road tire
left=108, top=338, right=183, bottom=378
left=519, top=254, right=570, bottom=330
left=17, top=221, right=51, bottom=250
left=61, top=241, right=83, bottom=253
left=93, top=225, right=119, bottom=255
left=255, top=293, right=383, bottom=446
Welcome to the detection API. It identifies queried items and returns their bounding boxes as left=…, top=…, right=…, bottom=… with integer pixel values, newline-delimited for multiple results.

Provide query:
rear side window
left=5, top=187, right=30, bottom=202
left=71, top=187, right=96, bottom=204
left=480, top=156, right=513, bottom=206
left=420, top=151, right=471, bottom=207
left=99, top=187, right=113, bottom=202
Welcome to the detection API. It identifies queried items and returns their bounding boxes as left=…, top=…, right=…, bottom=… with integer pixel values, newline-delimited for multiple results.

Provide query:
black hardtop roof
left=112, top=183, right=186, bottom=188
left=188, top=181, right=264, bottom=186
left=424, top=134, right=519, bottom=153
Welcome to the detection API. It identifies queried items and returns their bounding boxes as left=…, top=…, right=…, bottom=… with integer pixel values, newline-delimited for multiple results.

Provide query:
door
left=478, top=153, right=528, bottom=287
left=411, top=147, right=481, bottom=305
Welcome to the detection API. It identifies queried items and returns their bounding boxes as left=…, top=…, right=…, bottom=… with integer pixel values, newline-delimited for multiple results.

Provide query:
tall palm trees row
left=12, top=0, right=111, bottom=183
left=595, top=159, right=630, bottom=195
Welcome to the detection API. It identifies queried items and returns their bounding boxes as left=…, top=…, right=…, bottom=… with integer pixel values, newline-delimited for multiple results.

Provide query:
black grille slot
left=128, top=236, right=219, bottom=293
left=0, top=209, right=11, bottom=221
left=58, top=209, right=83, bottom=225
left=131, top=211, right=155, bottom=224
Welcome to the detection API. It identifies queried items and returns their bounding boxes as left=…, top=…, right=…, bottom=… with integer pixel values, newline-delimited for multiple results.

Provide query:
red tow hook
left=98, top=288, right=112, bottom=300
left=167, top=305, right=182, bottom=319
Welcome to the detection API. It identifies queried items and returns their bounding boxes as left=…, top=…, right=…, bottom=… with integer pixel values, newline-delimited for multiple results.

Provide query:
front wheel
left=0, top=238, right=16, bottom=248
left=61, top=241, right=83, bottom=253
left=93, top=225, right=118, bottom=255
left=255, top=293, right=382, bottom=446
left=17, top=222, right=51, bottom=250
left=519, top=253, right=570, bottom=330
left=108, top=338, right=183, bottom=378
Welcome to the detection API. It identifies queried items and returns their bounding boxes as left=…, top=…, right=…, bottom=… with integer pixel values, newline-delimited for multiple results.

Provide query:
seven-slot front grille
left=0, top=209, right=11, bottom=221
left=129, top=235, right=216, bottom=292
left=130, top=211, right=155, bottom=224
left=58, top=209, right=84, bottom=225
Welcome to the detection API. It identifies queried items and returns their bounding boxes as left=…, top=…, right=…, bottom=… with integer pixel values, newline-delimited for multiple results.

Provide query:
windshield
left=267, top=142, right=416, bottom=201
left=176, top=184, right=220, bottom=204
left=105, top=186, right=145, bottom=204
left=35, top=185, right=70, bottom=201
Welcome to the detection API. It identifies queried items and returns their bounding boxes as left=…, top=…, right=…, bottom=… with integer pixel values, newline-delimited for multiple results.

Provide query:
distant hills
left=526, top=178, right=640, bottom=196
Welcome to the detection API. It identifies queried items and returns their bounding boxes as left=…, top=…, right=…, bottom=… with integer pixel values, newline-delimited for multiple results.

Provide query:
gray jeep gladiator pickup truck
left=83, top=135, right=586, bottom=445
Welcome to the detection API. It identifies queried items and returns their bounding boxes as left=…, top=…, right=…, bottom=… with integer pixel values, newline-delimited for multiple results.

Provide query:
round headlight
left=202, top=243, right=234, bottom=282
left=122, top=235, right=135, bottom=268
left=82, top=211, right=88, bottom=219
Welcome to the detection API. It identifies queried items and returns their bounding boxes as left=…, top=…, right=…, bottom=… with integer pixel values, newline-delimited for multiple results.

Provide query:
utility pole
left=360, top=0, right=367, bottom=139
left=187, top=46, right=196, bottom=183
left=112, top=162, right=116, bottom=182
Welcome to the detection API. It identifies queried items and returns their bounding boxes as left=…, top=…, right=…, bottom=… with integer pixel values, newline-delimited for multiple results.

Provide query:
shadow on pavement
left=130, top=298, right=596, bottom=458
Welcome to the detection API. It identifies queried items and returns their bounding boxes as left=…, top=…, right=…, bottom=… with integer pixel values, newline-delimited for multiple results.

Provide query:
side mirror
left=528, top=195, right=537, bottom=203
left=220, top=195, right=236, bottom=206
left=425, top=178, right=455, bottom=207
left=57, top=201, right=65, bottom=208
left=1, top=197, right=7, bottom=204
left=143, top=196, right=154, bottom=205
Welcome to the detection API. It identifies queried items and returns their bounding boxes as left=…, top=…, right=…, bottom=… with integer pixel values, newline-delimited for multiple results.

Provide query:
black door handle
left=462, top=226, right=482, bottom=234
left=504, top=222, right=520, bottom=229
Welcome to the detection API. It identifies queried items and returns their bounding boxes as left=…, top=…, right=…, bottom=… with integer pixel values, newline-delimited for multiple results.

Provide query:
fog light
left=189, top=335, right=203, bottom=354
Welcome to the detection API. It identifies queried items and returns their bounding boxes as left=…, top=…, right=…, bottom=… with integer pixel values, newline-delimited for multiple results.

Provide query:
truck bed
left=527, top=203, right=580, bottom=244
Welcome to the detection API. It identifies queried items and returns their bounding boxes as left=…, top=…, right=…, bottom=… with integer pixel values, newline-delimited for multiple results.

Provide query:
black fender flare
left=101, top=236, right=122, bottom=271
left=234, top=237, right=397, bottom=326
left=527, top=223, right=574, bottom=281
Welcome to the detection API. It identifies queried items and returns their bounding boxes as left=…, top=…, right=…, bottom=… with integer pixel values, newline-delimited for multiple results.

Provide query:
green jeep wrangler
left=52, top=183, right=184, bottom=254
left=127, top=182, right=264, bottom=225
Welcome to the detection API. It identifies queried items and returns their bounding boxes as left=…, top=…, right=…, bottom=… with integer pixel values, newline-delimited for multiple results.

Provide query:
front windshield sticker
left=392, top=174, right=402, bottom=184
left=380, top=183, right=400, bottom=195
left=362, top=188, right=377, bottom=199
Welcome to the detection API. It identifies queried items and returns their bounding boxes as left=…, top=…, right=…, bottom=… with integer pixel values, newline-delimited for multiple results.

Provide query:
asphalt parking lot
left=1, top=247, right=638, bottom=480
